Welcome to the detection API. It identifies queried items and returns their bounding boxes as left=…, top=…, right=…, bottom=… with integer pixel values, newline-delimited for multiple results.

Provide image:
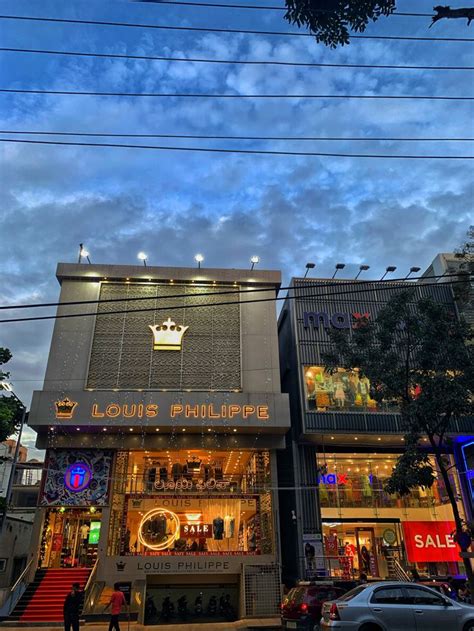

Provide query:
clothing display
left=223, top=515, right=235, bottom=538
left=80, top=524, right=90, bottom=541
left=213, top=517, right=224, bottom=540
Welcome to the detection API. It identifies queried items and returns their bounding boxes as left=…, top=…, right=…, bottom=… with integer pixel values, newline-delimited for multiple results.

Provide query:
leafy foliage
left=0, top=347, right=21, bottom=442
left=284, top=0, right=396, bottom=47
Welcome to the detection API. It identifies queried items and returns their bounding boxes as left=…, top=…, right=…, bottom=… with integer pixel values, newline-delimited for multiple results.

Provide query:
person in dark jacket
left=63, top=583, right=82, bottom=631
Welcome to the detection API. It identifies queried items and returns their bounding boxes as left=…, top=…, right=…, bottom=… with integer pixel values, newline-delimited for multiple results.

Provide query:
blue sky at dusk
left=0, top=0, right=473, bottom=454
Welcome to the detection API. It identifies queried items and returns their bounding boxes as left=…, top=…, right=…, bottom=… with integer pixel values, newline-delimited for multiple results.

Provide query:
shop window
left=371, top=587, right=406, bottom=604
left=303, top=366, right=393, bottom=412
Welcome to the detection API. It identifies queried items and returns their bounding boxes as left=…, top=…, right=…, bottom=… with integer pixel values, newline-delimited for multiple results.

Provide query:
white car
left=320, top=581, right=474, bottom=631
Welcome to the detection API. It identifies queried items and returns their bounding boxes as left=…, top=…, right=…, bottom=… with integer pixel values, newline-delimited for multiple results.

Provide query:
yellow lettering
left=146, top=404, right=158, bottom=418
left=185, top=405, right=199, bottom=418
left=208, top=404, right=220, bottom=419
left=228, top=405, right=241, bottom=419
left=137, top=403, right=144, bottom=417
left=106, top=404, right=121, bottom=418
left=123, top=404, right=137, bottom=418
left=91, top=404, right=105, bottom=418
left=243, top=405, right=256, bottom=419
left=171, top=404, right=183, bottom=418
left=257, top=405, right=269, bottom=420
left=201, top=404, right=206, bottom=418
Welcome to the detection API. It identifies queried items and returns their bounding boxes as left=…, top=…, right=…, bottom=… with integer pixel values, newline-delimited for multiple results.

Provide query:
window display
left=304, top=366, right=392, bottom=412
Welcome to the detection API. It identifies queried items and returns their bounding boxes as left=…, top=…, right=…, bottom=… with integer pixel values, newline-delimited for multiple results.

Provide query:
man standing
left=104, top=583, right=128, bottom=631
left=63, top=583, right=82, bottom=631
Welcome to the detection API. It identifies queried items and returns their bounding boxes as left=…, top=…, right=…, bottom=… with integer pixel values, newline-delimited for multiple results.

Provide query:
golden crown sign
left=55, top=397, right=78, bottom=419
left=149, top=317, right=189, bottom=351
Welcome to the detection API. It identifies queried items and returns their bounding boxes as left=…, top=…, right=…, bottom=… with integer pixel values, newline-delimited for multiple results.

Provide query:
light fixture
left=303, top=262, right=315, bottom=279
left=354, top=437, right=358, bottom=440
left=1, top=382, right=13, bottom=392
left=380, top=266, right=397, bottom=280
left=129, top=428, right=133, bottom=432
left=250, top=255, right=259, bottom=270
left=155, top=428, right=160, bottom=432
left=137, top=252, right=148, bottom=266
left=405, top=266, right=421, bottom=280
left=194, top=253, right=204, bottom=268
left=355, top=264, right=370, bottom=280
left=233, top=428, right=237, bottom=433
left=182, top=428, right=186, bottom=432
left=78, top=243, right=91, bottom=264
left=332, top=263, right=345, bottom=279
left=102, top=428, right=107, bottom=432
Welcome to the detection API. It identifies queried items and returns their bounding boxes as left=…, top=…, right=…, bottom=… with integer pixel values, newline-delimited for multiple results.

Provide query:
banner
left=402, top=521, right=458, bottom=563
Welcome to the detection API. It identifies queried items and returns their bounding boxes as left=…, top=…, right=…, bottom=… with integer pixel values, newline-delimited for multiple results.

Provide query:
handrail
left=0, top=558, right=34, bottom=617
left=9, top=558, right=34, bottom=594
left=84, top=558, right=98, bottom=593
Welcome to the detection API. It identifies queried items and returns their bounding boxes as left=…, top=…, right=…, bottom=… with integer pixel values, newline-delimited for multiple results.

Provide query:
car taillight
left=329, top=603, right=340, bottom=621
left=299, top=603, right=308, bottom=613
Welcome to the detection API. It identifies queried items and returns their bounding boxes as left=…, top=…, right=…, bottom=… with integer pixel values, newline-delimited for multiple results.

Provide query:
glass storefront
left=304, top=366, right=396, bottom=412
left=318, top=453, right=466, bottom=580
left=107, top=449, right=274, bottom=557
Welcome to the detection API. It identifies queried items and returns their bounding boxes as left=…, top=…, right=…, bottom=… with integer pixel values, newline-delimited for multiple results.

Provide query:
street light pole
left=1, top=385, right=28, bottom=532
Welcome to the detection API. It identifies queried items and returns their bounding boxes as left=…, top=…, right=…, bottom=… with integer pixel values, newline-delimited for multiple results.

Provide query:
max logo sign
left=303, top=311, right=370, bottom=330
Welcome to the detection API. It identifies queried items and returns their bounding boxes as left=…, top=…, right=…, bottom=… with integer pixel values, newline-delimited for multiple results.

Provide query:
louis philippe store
left=277, top=277, right=470, bottom=584
left=28, top=262, right=290, bottom=624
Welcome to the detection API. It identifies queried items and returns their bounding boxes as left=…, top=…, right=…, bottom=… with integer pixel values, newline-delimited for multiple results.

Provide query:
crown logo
left=55, top=397, right=78, bottom=419
left=149, top=317, right=189, bottom=351
left=116, top=561, right=126, bottom=572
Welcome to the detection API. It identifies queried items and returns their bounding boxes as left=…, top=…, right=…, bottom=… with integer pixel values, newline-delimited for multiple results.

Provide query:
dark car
left=281, top=583, right=346, bottom=631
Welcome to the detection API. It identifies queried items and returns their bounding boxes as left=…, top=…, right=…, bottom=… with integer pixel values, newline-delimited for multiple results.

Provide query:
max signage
left=303, top=311, right=370, bottom=330
left=318, top=472, right=373, bottom=485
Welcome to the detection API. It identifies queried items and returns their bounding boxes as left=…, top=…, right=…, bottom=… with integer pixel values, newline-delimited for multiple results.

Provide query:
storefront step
left=0, top=619, right=282, bottom=630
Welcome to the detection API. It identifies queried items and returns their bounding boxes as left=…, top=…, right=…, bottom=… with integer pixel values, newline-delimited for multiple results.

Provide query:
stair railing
left=392, top=558, right=412, bottom=582
left=0, top=558, right=34, bottom=617
left=82, top=559, right=100, bottom=615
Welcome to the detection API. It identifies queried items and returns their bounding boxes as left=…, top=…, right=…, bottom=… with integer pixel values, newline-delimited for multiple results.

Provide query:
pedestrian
left=63, top=583, right=82, bottom=631
left=104, top=583, right=128, bottom=631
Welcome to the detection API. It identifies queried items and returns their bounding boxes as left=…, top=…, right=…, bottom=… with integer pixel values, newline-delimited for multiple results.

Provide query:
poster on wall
left=402, top=521, right=459, bottom=563
left=40, top=450, right=113, bottom=506
left=303, top=534, right=325, bottom=579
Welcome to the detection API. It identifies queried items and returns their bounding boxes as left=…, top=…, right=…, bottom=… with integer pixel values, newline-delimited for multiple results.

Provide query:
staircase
left=9, top=568, right=91, bottom=623
left=386, top=556, right=412, bottom=582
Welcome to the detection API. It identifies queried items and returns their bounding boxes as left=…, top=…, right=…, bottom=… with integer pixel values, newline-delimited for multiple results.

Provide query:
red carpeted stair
left=15, top=568, right=91, bottom=622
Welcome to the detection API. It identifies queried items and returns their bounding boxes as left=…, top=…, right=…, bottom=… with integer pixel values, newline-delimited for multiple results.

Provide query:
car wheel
left=463, top=622, right=474, bottom=631
left=359, top=624, right=383, bottom=631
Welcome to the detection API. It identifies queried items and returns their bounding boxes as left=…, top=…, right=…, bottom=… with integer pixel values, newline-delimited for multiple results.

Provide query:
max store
left=28, top=263, right=290, bottom=624
left=277, top=278, right=470, bottom=584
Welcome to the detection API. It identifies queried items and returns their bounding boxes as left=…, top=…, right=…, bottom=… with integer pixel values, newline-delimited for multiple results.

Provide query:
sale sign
left=402, top=521, right=459, bottom=563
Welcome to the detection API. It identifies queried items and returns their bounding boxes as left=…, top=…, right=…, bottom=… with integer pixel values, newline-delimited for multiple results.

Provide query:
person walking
left=63, top=583, right=82, bottom=631
left=104, top=583, right=128, bottom=631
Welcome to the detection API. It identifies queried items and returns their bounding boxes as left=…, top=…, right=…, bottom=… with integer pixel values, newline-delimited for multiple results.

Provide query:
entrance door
left=43, top=509, right=101, bottom=568
left=355, top=528, right=379, bottom=577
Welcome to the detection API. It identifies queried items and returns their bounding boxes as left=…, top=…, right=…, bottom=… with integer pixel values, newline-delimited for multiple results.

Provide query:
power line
left=1, top=15, right=472, bottom=42
left=0, top=273, right=459, bottom=312
left=4, top=47, right=472, bottom=71
left=3, top=130, right=473, bottom=142
left=1, top=137, right=473, bottom=159
left=2, top=89, right=472, bottom=101
left=0, top=276, right=471, bottom=324
left=130, top=0, right=432, bottom=17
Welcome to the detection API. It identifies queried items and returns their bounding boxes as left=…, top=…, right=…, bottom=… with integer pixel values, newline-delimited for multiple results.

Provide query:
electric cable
left=0, top=276, right=471, bottom=324
left=1, top=15, right=472, bottom=42
left=2, top=130, right=473, bottom=141
left=3, top=89, right=472, bottom=100
left=4, top=47, right=472, bottom=71
left=0, top=272, right=464, bottom=311
left=1, top=138, right=472, bottom=159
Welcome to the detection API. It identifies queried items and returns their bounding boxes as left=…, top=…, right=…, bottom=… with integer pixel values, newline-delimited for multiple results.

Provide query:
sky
left=0, top=0, right=473, bottom=457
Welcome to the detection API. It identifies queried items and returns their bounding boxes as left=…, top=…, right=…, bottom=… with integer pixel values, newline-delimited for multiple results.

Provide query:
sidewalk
left=0, top=619, right=281, bottom=631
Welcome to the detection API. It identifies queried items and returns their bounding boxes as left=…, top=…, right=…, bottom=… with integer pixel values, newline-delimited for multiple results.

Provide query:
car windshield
left=282, top=588, right=305, bottom=606
left=337, top=585, right=370, bottom=602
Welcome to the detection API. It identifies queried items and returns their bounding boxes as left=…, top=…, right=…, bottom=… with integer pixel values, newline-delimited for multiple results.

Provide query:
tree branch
left=431, top=6, right=474, bottom=27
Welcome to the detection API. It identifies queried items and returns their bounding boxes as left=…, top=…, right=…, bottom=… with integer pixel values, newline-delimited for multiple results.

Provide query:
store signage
left=88, top=402, right=269, bottom=421
left=137, top=559, right=232, bottom=573
left=303, top=311, right=370, bottom=330
left=402, top=521, right=459, bottom=563
left=149, top=317, right=189, bottom=351
left=55, top=397, right=78, bottom=419
left=318, top=472, right=373, bottom=485
left=181, top=524, right=213, bottom=537
left=154, top=478, right=231, bottom=492
left=64, top=462, right=93, bottom=492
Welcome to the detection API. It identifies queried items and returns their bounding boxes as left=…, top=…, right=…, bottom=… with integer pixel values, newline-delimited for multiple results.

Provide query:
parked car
left=281, top=583, right=346, bottom=630
left=320, top=581, right=474, bottom=631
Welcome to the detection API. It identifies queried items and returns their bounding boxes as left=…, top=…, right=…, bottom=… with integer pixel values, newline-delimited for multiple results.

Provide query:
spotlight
left=355, top=264, right=370, bottom=280
left=303, top=262, right=315, bottom=279
left=332, top=263, right=345, bottom=279
left=404, top=266, right=421, bottom=280
left=250, top=255, right=259, bottom=270
left=380, top=266, right=397, bottom=281
left=194, top=253, right=204, bottom=268
left=137, top=252, right=148, bottom=266
left=78, top=243, right=91, bottom=264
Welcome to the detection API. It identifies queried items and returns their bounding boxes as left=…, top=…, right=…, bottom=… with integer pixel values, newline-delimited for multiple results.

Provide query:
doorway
left=41, top=508, right=102, bottom=568
left=355, top=528, right=379, bottom=577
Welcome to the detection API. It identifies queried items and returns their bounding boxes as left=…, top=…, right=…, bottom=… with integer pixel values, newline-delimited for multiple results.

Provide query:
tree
left=0, top=348, right=21, bottom=443
left=323, top=290, right=474, bottom=589
left=284, top=1, right=473, bottom=47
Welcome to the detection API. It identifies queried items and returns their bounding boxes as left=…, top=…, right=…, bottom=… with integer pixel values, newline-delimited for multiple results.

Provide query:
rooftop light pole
left=194, top=254, right=204, bottom=269
left=250, top=256, right=260, bottom=271
left=78, top=244, right=91, bottom=264
left=137, top=252, right=148, bottom=267
left=0, top=383, right=28, bottom=533
left=355, top=264, right=370, bottom=280
left=332, top=263, right=345, bottom=279
left=405, top=266, right=421, bottom=280
left=303, top=262, right=315, bottom=279
left=380, top=266, right=397, bottom=281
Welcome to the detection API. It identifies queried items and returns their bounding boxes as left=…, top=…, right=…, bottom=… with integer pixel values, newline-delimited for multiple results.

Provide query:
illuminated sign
left=154, top=478, right=231, bottom=492
left=181, top=523, right=213, bottom=538
left=303, top=311, right=370, bottom=330
left=138, top=508, right=180, bottom=551
left=318, top=472, right=373, bottom=485
left=64, top=462, right=92, bottom=492
left=55, top=397, right=78, bottom=419
left=88, top=521, right=101, bottom=544
left=149, top=317, right=189, bottom=351
left=91, top=402, right=269, bottom=421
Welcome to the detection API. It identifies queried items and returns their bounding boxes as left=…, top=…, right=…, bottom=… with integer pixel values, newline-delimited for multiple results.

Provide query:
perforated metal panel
left=87, top=283, right=241, bottom=390
left=243, top=563, right=281, bottom=616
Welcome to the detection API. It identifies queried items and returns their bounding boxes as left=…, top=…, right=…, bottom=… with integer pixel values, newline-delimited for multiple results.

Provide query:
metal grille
left=243, top=563, right=281, bottom=617
left=107, top=451, right=129, bottom=556
left=87, top=283, right=240, bottom=390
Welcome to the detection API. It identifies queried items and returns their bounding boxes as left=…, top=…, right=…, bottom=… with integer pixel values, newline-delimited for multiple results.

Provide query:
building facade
left=27, top=263, right=290, bottom=623
left=277, top=277, right=472, bottom=585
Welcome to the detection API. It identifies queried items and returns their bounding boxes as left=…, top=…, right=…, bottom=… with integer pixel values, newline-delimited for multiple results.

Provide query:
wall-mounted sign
left=382, top=528, right=397, bottom=545
left=318, top=472, right=373, bottom=485
left=149, top=317, right=189, bottom=351
left=64, top=462, right=93, bottom=493
left=402, top=521, right=458, bottom=563
left=90, top=402, right=269, bottom=421
left=303, top=311, right=370, bottom=330
left=88, top=521, right=101, bottom=545
left=154, top=478, right=231, bottom=492
left=181, top=523, right=213, bottom=538
left=55, top=397, right=78, bottom=420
